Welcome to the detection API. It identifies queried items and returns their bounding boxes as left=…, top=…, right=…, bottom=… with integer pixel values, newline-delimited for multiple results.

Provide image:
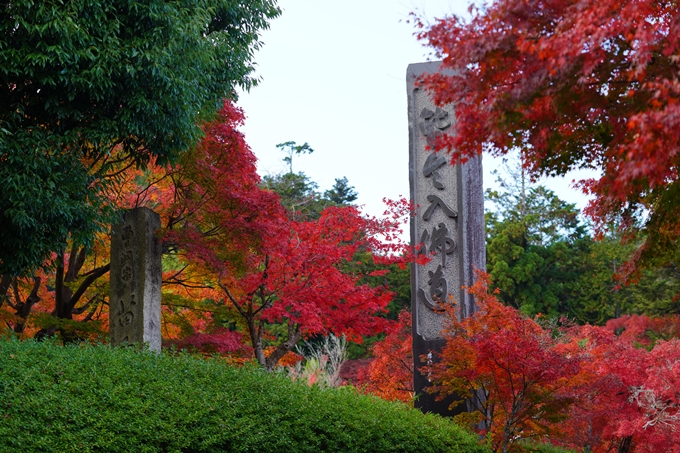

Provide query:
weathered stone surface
left=109, top=207, right=162, bottom=352
left=407, top=61, right=485, bottom=415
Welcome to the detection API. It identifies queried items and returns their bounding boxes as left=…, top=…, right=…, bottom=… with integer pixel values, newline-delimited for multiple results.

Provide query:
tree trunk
left=0, top=275, right=11, bottom=304
left=51, top=247, right=109, bottom=342
left=618, top=436, right=633, bottom=453
left=54, top=249, right=71, bottom=320
left=265, top=322, right=302, bottom=372
left=13, top=276, right=41, bottom=334
left=53, top=250, right=79, bottom=342
left=248, top=317, right=267, bottom=368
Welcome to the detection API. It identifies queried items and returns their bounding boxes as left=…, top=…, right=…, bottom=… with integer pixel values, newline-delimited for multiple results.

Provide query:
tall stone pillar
left=110, top=207, right=162, bottom=352
left=407, top=61, right=485, bottom=415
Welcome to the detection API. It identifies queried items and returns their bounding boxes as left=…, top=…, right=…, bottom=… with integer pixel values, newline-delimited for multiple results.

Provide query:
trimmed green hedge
left=520, top=442, right=578, bottom=453
left=0, top=340, right=488, bottom=453
left=518, top=442, right=578, bottom=453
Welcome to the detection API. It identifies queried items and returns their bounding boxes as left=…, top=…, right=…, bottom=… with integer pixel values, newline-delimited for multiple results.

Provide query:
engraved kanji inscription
left=110, top=208, right=162, bottom=351
left=121, top=266, right=132, bottom=282
left=120, top=250, right=133, bottom=282
left=418, top=265, right=448, bottom=312
left=423, top=153, right=448, bottom=190
left=121, top=225, right=134, bottom=248
left=422, top=195, right=458, bottom=221
left=420, top=223, right=456, bottom=267
left=419, top=107, right=452, bottom=147
left=117, top=294, right=136, bottom=327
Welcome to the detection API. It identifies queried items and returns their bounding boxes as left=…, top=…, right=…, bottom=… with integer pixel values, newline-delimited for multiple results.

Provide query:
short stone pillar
left=407, top=61, right=485, bottom=416
left=109, top=207, right=162, bottom=352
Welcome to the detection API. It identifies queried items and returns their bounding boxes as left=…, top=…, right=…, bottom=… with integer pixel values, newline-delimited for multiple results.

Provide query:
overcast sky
left=236, top=0, right=594, bottom=220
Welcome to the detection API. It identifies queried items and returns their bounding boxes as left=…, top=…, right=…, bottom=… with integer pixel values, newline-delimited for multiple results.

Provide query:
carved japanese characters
left=408, top=61, right=485, bottom=415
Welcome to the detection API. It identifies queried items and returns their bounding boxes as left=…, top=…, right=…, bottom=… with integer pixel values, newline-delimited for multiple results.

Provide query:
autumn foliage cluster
left=378, top=3, right=680, bottom=447
left=360, top=272, right=680, bottom=453
left=415, top=0, right=680, bottom=279
left=0, top=101, right=408, bottom=371
left=357, top=310, right=414, bottom=402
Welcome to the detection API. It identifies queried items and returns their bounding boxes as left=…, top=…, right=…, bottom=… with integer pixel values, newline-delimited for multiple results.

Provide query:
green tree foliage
left=0, top=0, right=280, bottom=277
left=627, top=265, right=680, bottom=316
left=486, top=159, right=589, bottom=318
left=0, top=149, right=102, bottom=277
left=486, top=160, right=680, bottom=323
left=2, top=0, right=280, bottom=162
left=261, top=172, right=325, bottom=219
left=262, top=141, right=359, bottom=219
left=486, top=162, right=584, bottom=247
left=325, top=177, right=359, bottom=205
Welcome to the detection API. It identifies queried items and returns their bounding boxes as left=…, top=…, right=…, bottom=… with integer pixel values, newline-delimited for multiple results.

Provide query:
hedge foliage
left=519, top=442, right=578, bottom=453
left=0, top=340, right=488, bottom=453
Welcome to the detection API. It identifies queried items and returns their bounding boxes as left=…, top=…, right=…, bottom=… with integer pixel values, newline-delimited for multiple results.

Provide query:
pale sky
left=236, top=0, right=594, bottom=220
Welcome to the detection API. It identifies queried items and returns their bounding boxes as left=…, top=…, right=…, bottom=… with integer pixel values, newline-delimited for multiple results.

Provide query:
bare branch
left=67, top=263, right=110, bottom=313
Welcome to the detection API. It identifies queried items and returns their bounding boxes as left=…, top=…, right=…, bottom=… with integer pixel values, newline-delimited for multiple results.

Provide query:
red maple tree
left=427, top=273, right=580, bottom=452
left=604, top=313, right=680, bottom=347
left=415, top=0, right=680, bottom=276
left=165, top=102, right=403, bottom=370
left=359, top=269, right=680, bottom=452
left=559, top=323, right=680, bottom=453
left=356, top=310, right=414, bottom=403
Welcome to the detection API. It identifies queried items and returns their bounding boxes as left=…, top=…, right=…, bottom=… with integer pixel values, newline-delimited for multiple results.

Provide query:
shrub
left=518, top=442, right=578, bottom=453
left=0, top=340, right=488, bottom=453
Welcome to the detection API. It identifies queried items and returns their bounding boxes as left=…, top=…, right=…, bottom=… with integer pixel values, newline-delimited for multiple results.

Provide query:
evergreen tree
left=262, top=142, right=359, bottom=219
left=324, top=177, right=358, bottom=205
left=261, top=172, right=324, bottom=220
left=487, top=159, right=680, bottom=322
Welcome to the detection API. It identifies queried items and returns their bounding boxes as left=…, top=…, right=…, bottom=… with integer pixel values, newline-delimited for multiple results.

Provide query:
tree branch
left=265, top=321, right=302, bottom=371
left=72, top=294, right=98, bottom=315
left=67, top=263, right=110, bottom=314
left=217, top=275, right=248, bottom=319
